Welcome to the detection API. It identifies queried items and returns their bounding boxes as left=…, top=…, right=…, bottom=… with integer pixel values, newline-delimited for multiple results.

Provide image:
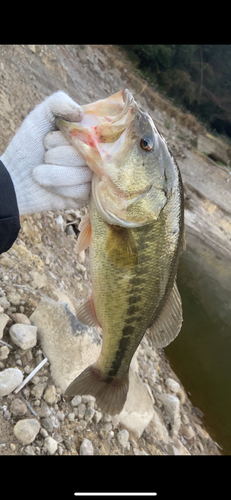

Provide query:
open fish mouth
left=56, top=88, right=168, bottom=227
left=56, top=89, right=135, bottom=178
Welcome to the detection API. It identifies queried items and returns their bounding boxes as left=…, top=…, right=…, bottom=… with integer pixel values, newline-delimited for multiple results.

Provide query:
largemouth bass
left=56, top=89, right=184, bottom=415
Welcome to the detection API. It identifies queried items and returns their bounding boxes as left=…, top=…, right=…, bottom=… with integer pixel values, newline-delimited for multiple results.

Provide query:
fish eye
left=140, top=135, right=154, bottom=151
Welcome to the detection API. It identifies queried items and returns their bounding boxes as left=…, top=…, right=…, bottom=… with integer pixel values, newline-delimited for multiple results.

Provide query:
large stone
left=53, top=290, right=76, bottom=315
left=9, top=323, right=37, bottom=349
left=112, top=356, right=155, bottom=439
left=0, top=367, right=23, bottom=396
left=30, top=298, right=101, bottom=392
left=13, top=418, right=40, bottom=445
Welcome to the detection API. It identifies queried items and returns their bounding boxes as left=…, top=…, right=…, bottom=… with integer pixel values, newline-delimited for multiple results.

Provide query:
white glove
left=0, top=91, right=92, bottom=215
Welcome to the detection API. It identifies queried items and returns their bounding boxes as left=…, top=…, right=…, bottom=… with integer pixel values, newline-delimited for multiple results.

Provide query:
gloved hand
left=0, top=91, right=92, bottom=215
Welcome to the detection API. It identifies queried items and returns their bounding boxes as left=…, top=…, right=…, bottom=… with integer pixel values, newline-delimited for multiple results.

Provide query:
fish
left=56, top=89, right=184, bottom=415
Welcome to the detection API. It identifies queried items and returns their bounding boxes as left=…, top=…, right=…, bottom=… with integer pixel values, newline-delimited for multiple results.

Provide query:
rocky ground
left=0, top=44, right=227, bottom=457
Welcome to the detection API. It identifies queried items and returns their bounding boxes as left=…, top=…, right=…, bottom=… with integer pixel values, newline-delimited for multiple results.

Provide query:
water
left=164, top=231, right=231, bottom=454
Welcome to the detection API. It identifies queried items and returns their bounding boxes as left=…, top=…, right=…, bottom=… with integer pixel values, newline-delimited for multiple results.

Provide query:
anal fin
left=147, top=282, right=183, bottom=348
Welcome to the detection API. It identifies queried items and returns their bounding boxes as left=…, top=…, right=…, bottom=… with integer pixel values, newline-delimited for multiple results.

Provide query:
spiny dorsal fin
left=76, top=296, right=101, bottom=328
left=147, top=282, right=183, bottom=348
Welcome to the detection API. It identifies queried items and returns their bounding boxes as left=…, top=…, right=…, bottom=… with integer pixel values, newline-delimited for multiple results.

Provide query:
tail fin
left=64, top=365, right=129, bottom=416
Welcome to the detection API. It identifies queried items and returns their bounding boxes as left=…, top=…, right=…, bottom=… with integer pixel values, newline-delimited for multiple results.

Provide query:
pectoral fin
left=75, top=213, right=92, bottom=253
left=106, top=226, right=138, bottom=268
left=147, top=282, right=183, bottom=348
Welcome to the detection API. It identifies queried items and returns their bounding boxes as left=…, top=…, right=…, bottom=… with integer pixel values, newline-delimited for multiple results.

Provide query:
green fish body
left=57, top=89, right=184, bottom=415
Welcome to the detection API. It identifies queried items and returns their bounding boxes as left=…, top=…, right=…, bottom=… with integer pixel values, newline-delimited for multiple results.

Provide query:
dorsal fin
left=147, top=282, right=183, bottom=348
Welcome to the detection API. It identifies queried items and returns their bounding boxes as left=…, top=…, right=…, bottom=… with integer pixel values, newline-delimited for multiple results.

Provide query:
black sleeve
left=0, top=160, right=20, bottom=254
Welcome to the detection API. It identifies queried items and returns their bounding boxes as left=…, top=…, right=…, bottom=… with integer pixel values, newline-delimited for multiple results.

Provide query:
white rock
left=31, top=383, right=46, bottom=399
left=7, top=292, right=21, bottom=306
left=43, top=385, right=56, bottom=404
left=55, top=214, right=64, bottom=231
left=165, top=378, right=181, bottom=394
left=93, top=410, right=102, bottom=424
left=146, top=408, right=169, bottom=444
left=10, top=398, right=28, bottom=415
left=117, top=429, right=129, bottom=448
left=71, top=395, right=82, bottom=407
left=29, top=298, right=101, bottom=393
left=0, top=297, right=10, bottom=310
left=112, top=356, right=155, bottom=439
left=24, top=445, right=36, bottom=455
left=0, top=367, right=23, bottom=396
left=170, top=437, right=191, bottom=455
left=78, top=403, right=86, bottom=419
left=9, top=323, right=37, bottom=349
left=29, top=271, right=47, bottom=289
left=0, top=345, right=10, bottom=359
left=11, top=313, right=31, bottom=325
left=43, top=436, right=58, bottom=455
left=68, top=412, right=75, bottom=422
left=84, top=406, right=95, bottom=422
left=0, top=313, right=10, bottom=339
left=158, top=393, right=181, bottom=436
left=80, top=438, right=94, bottom=455
left=13, top=418, right=40, bottom=445
left=82, top=395, right=96, bottom=404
